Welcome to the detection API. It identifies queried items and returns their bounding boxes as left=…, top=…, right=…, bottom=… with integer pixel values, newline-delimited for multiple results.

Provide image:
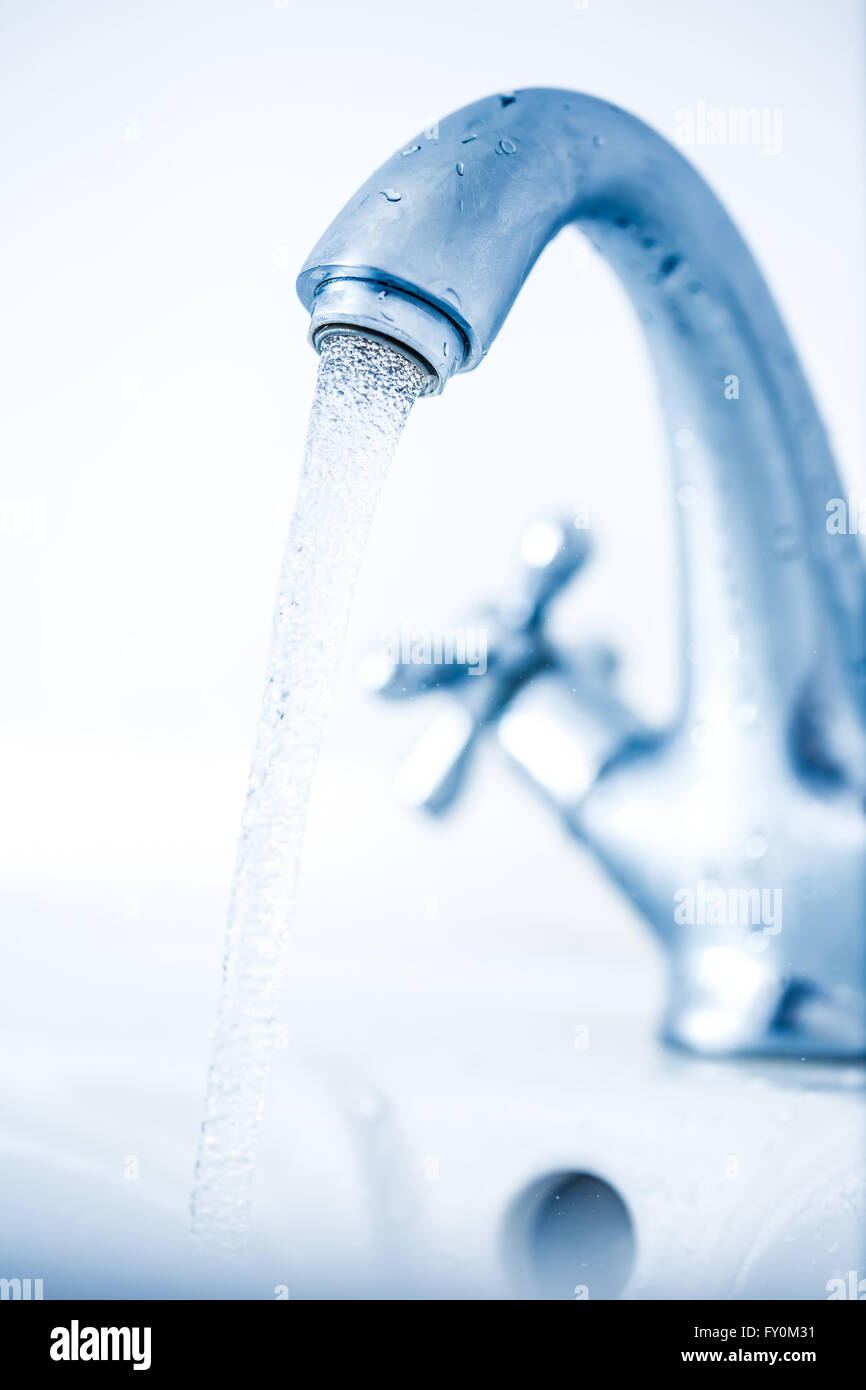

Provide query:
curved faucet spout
left=298, top=89, right=866, bottom=1055
left=298, top=88, right=865, bottom=764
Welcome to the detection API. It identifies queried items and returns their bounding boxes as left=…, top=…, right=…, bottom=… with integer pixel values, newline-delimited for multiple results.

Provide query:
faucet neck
left=590, top=175, right=861, bottom=762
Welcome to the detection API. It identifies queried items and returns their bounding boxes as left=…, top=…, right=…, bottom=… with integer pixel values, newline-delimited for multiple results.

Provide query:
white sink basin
left=0, top=735, right=862, bottom=1298
left=2, top=908, right=863, bottom=1299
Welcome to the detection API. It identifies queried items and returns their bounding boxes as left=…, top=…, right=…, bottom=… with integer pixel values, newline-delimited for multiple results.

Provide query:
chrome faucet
left=297, top=88, right=866, bottom=1058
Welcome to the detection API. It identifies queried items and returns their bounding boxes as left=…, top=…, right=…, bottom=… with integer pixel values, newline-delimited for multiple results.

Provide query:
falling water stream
left=190, top=334, right=425, bottom=1257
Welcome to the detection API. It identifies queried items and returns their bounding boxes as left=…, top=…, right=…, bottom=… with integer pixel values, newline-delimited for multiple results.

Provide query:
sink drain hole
left=507, top=1170, right=636, bottom=1300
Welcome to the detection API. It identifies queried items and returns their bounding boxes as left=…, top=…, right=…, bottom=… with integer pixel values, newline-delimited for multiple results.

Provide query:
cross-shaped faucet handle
left=358, top=518, right=601, bottom=812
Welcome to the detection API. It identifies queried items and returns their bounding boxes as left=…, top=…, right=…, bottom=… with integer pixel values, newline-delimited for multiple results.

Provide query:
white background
left=0, top=0, right=864, bottom=1284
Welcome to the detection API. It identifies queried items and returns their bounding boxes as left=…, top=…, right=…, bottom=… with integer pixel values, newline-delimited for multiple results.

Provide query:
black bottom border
left=4, top=1297, right=862, bottom=1375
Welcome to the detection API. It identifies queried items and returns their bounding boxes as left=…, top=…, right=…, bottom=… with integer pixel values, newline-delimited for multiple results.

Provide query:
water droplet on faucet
left=380, top=188, right=402, bottom=202
left=497, top=137, right=517, bottom=155
left=400, top=145, right=421, bottom=156
left=456, top=161, right=464, bottom=176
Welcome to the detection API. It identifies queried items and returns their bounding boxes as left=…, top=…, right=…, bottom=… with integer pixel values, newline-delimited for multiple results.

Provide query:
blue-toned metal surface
left=299, top=89, right=866, bottom=1057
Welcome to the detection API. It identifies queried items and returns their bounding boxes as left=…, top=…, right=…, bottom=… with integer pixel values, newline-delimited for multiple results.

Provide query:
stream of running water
left=190, top=333, right=424, bottom=1258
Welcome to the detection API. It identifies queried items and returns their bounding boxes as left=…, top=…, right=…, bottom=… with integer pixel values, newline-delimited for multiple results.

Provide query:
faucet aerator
left=306, top=278, right=464, bottom=396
